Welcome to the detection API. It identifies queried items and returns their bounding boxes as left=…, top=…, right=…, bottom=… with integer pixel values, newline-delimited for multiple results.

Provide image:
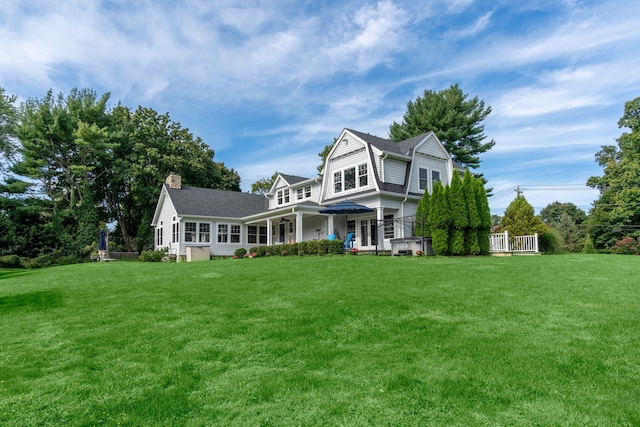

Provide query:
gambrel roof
left=346, top=128, right=431, bottom=157
left=165, top=184, right=268, bottom=218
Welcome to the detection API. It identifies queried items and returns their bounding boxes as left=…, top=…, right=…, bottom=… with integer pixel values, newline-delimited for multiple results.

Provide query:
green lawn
left=1, top=255, right=639, bottom=426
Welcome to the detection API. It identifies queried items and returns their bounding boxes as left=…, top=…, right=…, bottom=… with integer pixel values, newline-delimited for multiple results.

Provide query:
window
left=289, top=221, right=293, bottom=234
left=199, top=223, right=210, bottom=243
left=172, top=223, right=179, bottom=243
left=277, top=189, right=290, bottom=204
left=432, top=170, right=441, bottom=184
left=156, top=222, right=163, bottom=246
left=358, top=164, right=368, bottom=187
left=248, top=225, right=267, bottom=244
left=217, top=224, right=228, bottom=243
left=185, top=222, right=197, bottom=242
left=297, top=188, right=303, bottom=200
left=384, top=215, right=394, bottom=239
left=248, top=226, right=258, bottom=244
left=344, top=167, right=356, bottom=190
left=231, top=225, right=241, bottom=243
left=419, top=168, right=428, bottom=190
left=305, top=185, right=311, bottom=198
left=334, top=172, right=342, bottom=193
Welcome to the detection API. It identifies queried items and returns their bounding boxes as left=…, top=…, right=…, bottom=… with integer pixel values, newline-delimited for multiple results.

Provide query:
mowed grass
left=1, top=255, right=639, bottom=426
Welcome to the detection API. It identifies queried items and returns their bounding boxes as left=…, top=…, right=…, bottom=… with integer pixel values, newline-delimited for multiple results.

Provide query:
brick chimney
left=166, top=172, right=182, bottom=189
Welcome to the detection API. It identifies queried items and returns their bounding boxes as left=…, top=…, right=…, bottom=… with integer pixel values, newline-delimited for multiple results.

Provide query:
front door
left=279, top=223, right=286, bottom=243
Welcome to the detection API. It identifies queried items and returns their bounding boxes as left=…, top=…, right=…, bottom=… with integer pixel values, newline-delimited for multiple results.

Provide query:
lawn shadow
left=0, top=289, right=64, bottom=313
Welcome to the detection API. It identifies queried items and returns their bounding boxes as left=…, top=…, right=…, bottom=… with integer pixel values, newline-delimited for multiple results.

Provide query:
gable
left=414, top=132, right=450, bottom=160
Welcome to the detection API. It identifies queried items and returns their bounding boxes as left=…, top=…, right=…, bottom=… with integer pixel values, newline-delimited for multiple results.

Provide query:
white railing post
left=534, top=233, right=539, bottom=253
left=504, top=230, right=509, bottom=252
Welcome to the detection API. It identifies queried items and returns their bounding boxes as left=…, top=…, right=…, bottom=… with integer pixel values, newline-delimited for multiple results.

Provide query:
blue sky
left=2, top=0, right=639, bottom=215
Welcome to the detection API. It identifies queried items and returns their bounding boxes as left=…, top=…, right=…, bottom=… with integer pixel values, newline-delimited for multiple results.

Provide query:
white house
left=151, top=128, right=463, bottom=258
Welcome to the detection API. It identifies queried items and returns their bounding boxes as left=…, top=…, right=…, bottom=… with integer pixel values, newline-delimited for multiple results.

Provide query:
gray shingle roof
left=279, top=173, right=311, bottom=185
left=166, top=185, right=268, bottom=218
left=347, top=128, right=435, bottom=156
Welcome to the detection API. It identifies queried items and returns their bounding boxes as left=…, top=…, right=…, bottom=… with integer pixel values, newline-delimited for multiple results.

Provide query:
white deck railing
left=489, top=231, right=539, bottom=253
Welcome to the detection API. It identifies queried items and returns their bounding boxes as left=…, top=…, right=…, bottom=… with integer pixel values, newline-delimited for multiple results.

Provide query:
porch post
left=377, top=207, right=385, bottom=250
left=295, top=212, right=303, bottom=242
left=327, top=215, right=334, bottom=238
left=266, top=218, right=273, bottom=246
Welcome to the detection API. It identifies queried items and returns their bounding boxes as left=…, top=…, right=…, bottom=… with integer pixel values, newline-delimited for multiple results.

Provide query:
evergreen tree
left=447, top=172, right=467, bottom=255
left=501, top=196, right=547, bottom=238
left=389, top=84, right=495, bottom=170
left=474, top=178, right=492, bottom=255
left=463, top=170, right=481, bottom=255
left=429, top=181, right=450, bottom=255
left=414, top=190, right=431, bottom=238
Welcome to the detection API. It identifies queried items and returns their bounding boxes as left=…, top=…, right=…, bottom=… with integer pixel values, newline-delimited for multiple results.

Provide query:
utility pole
left=515, top=185, right=523, bottom=197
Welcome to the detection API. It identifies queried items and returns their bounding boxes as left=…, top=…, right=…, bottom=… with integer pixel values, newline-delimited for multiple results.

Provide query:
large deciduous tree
left=389, top=84, right=495, bottom=170
left=99, top=105, right=241, bottom=251
left=11, top=88, right=241, bottom=254
left=587, top=96, right=640, bottom=249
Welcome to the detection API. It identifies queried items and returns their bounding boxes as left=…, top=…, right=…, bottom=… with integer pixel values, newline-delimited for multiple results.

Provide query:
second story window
left=432, top=170, right=441, bottom=185
left=284, top=189, right=290, bottom=203
left=305, top=185, right=311, bottom=198
left=358, top=164, right=368, bottom=187
left=344, top=167, right=356, bottom=190
left=334, top=172, right=342, bottom=193
left=419, top=168, right=428, bottom=190
left=297, top=188, right=303, bottom=200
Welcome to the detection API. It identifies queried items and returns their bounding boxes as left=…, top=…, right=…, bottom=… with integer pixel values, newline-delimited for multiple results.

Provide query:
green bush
left=539, top=229, right=565, bottom=254
left=0, top=255, right=21, bottom=268
left=582, top=235, right=597, bottom=254
left=297, top=241, right=307, bottom=255
left=234, top=248, right=248, bottom=258
left=21, top=254, right=54, bottom=269
left=329, top=239, right=344, bottom=254
left=139, top=250, right=166, bottom=262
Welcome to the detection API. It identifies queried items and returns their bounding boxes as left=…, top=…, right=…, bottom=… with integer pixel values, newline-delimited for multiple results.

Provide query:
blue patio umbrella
left=318, top=200, right=374, bottom=215
left=98, top=230, right=107, bottom=251
left=319, top=200, right=373, bottom=245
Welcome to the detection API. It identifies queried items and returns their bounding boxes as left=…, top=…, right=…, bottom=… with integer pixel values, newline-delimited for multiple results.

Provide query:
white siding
left=402, top=202, right=418, bottom=238
left=383, top=158, right=407, bottom=185
left=270, top=178, right=294, bottom=209
left=326, top=149, right=372, bottom=198
left=154, top=193, right=177, bottom=252
left=417, top=134, right=448, bottom=159
left=408, top=155, right=449, bottom=194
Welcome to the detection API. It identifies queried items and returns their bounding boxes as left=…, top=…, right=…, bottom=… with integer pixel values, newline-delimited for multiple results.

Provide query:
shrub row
left=238, top=239, right=345, bottom=258
left=0, top=253, right=82, bottom=269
